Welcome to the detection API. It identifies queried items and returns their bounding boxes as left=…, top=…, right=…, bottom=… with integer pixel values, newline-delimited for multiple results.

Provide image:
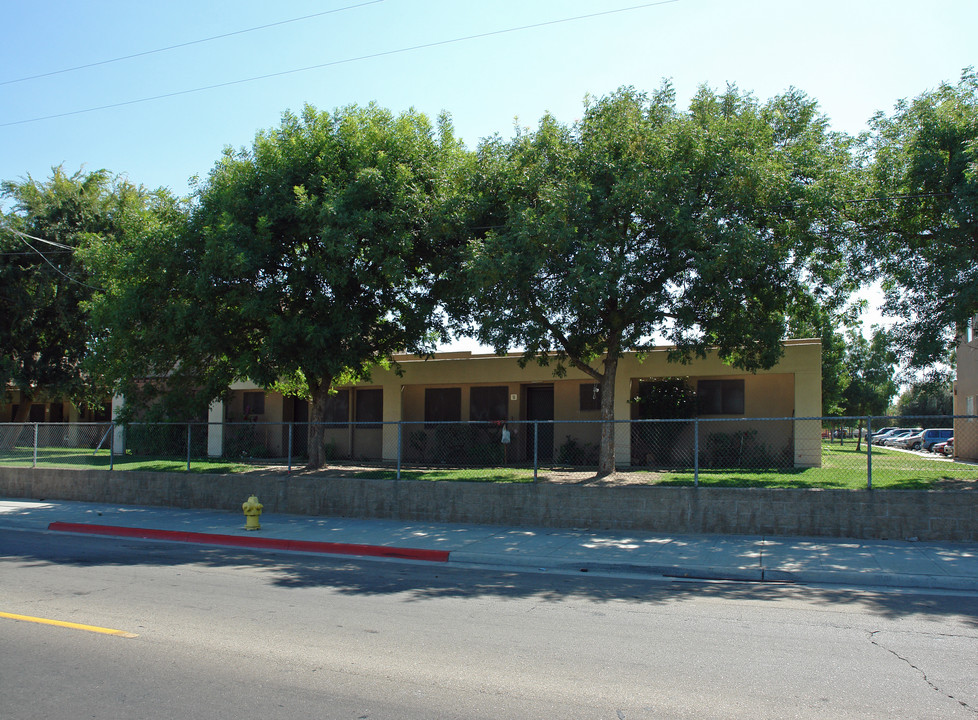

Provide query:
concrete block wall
left=1, top=467, right=975, bottom=542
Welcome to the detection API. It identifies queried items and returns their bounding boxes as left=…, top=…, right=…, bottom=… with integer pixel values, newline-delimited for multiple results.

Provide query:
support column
left=111, top=395, right=125, bottom=456
left=207, top=400, right=224, bottom=458
left=381, top=383, right=404, bottom=462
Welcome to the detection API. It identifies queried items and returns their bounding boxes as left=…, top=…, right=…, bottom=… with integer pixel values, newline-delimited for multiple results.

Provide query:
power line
left=0, top=1, right=384, bottom=87
left=0, top=227, right=75, bottom=250
left=7, top=231, right=104, bottom=292
left=0, top=1, right=681, bottom=128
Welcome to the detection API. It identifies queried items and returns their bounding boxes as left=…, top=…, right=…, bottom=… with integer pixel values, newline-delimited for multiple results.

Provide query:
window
left=697, top=379, right=745, bottom=415
left=579, top=383, right=601, bottom=412
left=243, top=391, right=265, bottom=416
left=355, top=388, right=383, bottom=429
left=470, top=386, right=508, bottom=422
left=425, top=388, right=461, bottom=424
left=324, top=389, right=349, bottom=427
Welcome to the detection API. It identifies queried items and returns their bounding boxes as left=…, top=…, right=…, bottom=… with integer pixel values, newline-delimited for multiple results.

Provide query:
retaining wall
left=1, top=467, right=975, bottom=541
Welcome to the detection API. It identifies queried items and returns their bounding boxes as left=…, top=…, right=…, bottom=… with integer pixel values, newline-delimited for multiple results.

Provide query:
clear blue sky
left=2, top=0, right=975, bottom=341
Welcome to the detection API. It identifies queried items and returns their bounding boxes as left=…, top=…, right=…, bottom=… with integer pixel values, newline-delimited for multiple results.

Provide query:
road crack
left=868, top=630, right=977, bottom=715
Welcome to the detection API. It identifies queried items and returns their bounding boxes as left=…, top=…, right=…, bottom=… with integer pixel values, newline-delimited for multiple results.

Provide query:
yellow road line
left=0, top=611, right=138, bottom=638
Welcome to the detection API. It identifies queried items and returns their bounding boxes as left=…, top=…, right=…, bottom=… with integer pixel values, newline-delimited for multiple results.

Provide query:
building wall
left=954, top=317, right=978, bottom=462
left=1, top=389, right=111, bottom=423
left=221, top=340, right=822, bottom=467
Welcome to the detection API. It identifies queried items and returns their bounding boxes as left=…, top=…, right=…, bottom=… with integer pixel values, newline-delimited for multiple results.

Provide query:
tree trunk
left=597, top=353, right=619, bottom=477
left=306, top=376, right=333, bottom=469
left=856, top=418, right=863, bottom=452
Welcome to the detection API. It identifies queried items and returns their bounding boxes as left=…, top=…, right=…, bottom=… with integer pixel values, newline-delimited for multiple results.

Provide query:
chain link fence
left=2, top=416, right=976, bottom=489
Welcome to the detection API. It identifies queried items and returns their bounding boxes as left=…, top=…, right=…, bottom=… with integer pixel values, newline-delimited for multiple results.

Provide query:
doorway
left=525, top=385, right=554, bottom=463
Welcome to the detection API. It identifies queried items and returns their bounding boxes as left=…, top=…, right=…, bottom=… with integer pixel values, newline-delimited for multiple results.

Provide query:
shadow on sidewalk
left=4, top=527, right=977, bottom=624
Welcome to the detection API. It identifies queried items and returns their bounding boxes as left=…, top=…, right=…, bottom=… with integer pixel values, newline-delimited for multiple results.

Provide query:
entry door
left=291, top=399, right=309, bottom=457
left=526, top=385, right=554, bottom=463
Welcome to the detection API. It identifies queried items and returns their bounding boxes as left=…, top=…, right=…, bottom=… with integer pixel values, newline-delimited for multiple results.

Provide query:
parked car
left=871, top=429, right=903, bottom=445
left=883, top=429, right=921, bottom=447
left=943, top=438, right=954, bottom=457
left=914, top=428, right=954, bottom=451
left=932, top=439, right=950, bottom=455
left=867, top=427, right=899, bottom=442
left=891, top=432, right=921, bottom=449
left=894, top=428, right=952, bottom=451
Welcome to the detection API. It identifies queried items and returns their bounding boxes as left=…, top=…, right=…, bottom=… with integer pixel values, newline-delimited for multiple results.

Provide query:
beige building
left=216, top=339, right=823, bottom=468
left=1, top=388, right=111, bottom=424
left=953, top=317, right=978, bottom=462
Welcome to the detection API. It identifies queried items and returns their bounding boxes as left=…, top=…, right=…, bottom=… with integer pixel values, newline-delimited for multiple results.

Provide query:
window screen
left=470, top=386, right=508, bottom=422
left=355, top=388, right=383, bottom=428
left=697, top=379, right=745, bottom=415
left=324, top=389, right=349, bottom=427
left=425, top=388, right=461, bottom=424
left=243, top=391, right=265, bottom=415
left=579, top=383, right=601, bottom=411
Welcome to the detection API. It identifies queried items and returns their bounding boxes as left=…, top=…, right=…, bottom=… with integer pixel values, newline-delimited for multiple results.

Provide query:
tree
left=894, top=371, right=954, bottom=418
left=839, top=328, right=898, bottom=450
left=461, top=85, right=856, bottom=474
left=90, top=104, right=465, bottom=467
left=859, top=69, right=978, bottom=366
left=0, top=167, right=167, bottom=425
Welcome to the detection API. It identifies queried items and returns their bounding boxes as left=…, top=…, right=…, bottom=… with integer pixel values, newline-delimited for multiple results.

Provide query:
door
left=525, top=385, right=554, bottom=463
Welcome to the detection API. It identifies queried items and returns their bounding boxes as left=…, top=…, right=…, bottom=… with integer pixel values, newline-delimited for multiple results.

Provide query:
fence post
left=287, top=423, right=293, bottom=474
left=693, top=418, right=699, bottom=487
left=109, top=422, right=115, bottom=471
left=866, top=415, right=873, bottom=491
left=533, top=421, right=539, bottom=482
left=33, top=423, right=38, bottom=468
left=186, top=423, right=192, bottom=472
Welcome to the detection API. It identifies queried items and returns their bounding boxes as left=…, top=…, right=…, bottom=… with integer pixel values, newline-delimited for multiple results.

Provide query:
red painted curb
left=46, top=522, right=450, bottom=563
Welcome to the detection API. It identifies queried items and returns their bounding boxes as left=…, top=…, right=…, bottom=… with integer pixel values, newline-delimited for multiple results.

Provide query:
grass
left=648, top=443, right=978, bottom=489
left=0, top=447, right=250, bottom=474
left=1, top=441, right=975, bottom=489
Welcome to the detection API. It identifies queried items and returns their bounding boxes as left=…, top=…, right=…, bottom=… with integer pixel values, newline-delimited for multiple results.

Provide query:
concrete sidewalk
left=2, top=497, right=977, bottom=592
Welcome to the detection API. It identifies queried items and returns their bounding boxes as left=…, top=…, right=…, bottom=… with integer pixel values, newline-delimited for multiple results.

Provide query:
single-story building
left=210, top=339, right=823, bottom=468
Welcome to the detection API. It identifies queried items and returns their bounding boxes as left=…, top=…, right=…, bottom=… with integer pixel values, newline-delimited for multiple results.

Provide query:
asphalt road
left=2, top=529, right=977, bottom=719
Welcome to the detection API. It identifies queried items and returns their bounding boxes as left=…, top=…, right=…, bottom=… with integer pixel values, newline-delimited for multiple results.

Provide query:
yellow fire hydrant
left=242, top=494, right=263, bottom=531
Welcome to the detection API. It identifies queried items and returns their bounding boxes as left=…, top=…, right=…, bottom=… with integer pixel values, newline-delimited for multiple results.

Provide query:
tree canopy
left=0, top=167, right=169, bottom=422
left=89, top=103, right=466, bottom=466
left=860, top=69, right=978, bottom=366
left=460, top=84, right=856, bottom=473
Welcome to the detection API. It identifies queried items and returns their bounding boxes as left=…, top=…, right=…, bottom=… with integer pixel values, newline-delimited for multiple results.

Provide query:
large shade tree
left=91, top=104, right=465, bottom=467
left=839, top=328, right=899, bottom=451
left=460, top=85, right=856, bottom=474
left=860, top=69, right=978, bottom=366
left=0, top=168, right=171, bottom=426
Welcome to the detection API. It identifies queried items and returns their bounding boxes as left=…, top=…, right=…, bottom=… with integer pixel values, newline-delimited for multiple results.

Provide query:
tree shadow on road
left=4, top=527, right=977, bottom=626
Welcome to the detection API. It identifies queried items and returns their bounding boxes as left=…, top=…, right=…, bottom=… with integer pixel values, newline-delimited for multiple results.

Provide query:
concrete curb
left=450, top=551, right=978, bottom=591
left=40, top=521, right=978, bottom=593
left=46, top=522, right=450, bottom=563
left=762, top=568, right=978, bottom=592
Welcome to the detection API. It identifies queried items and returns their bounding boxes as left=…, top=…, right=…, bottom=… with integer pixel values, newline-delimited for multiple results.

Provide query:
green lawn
left=648, top=443, right=978, bottom=489
left=0, top=447, right=249, bottom=474
left=1, top=442, right=975, bottom=489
